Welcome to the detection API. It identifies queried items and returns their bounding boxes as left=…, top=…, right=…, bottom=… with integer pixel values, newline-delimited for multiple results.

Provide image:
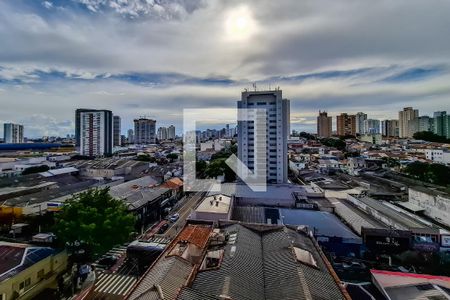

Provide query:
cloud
left=75, top=0, right=205, bottom=19
left=1, top=0, right=450, bottom=137
left=42, top=1, right=53, bottom=9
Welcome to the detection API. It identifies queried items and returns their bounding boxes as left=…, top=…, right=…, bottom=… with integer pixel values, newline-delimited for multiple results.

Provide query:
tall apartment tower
left=127, top=129, right=134, bottom=144
left=399, top=107, right=419, bottom=138
left=433, top=111, right=449, bottom=138
left=168, top=125, right=176, bottom=140
left=317, top=111, right=332, bottom=138
left=75, top=108, right=92, bottom=148
left=336, top=113, right=356, bottom=136
left=157, top=127, right=168, bottom=141
left=113, top=115, right=121, bottom=146
left=418, top=116, right=433, bottom=132
left=238, top=89, right=290, bottom=184
left=355, top=112, right=367, bottom=135
left=77, top=110, right=113, bottom=157
left=381, top=120, right=399, bottom=137
left=3, top=123, right=24, bottom=143
left=364, top=119, right=381, bottom=134
left=134, top=118, right=156, bottom=144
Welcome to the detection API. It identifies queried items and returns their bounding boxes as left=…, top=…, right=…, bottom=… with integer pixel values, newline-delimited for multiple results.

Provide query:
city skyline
left=1, top=0, right=450, bottom=137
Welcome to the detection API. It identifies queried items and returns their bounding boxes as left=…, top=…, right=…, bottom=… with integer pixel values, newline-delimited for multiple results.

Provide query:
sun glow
left=225, top=6, right=257, bottom=41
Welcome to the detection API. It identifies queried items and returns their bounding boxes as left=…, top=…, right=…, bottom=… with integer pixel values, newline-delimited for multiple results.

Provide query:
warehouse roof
left=182, top=223, right=347, bottom=300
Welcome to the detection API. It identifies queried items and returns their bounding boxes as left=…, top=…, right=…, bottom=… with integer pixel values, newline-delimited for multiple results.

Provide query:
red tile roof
left=173, top=225, right=211, bottom=249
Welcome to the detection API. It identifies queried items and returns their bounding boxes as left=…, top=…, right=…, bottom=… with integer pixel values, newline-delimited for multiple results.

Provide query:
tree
left=166, top=153, right=178, bottom=162
left=22, top=165, right=49, bottom=175
left=403, top=161, right=450, bottom=186
left=299, top=132, right=316, bottom=140
left=204, top=158, right=236, bottom=182
left=404, top=161, right=428, bottom=181
left=427, top=163, right=450, bottom=185
left=321, top=138, right=346, bottom=150
left=136, top=154, right=156, bottom=162
left=196, top=160, right=207, bottom=178
left=413, top=131, right=450, bottom=143
left=54, top=188, right=135, bottom=256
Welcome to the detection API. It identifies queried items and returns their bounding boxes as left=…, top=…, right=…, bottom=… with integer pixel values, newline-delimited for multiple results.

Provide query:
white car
left=169, top=213, right=180, bottom=223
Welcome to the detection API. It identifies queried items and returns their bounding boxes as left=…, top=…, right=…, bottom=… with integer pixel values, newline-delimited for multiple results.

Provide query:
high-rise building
left=127, top=129, right=134, bottom=144
left=364, top=119, right=381, bottom=134
left=75, top=108, right=92, bottom=148
left=433, top=111, right=448, bottom=136
left=336, top=113, right=356, bottom=136
left=238, top=89, right=290, bottom=184
left=317, top=111, right=332, bottom=138
left=355, top=112, right=367, bottom=135
left=134, top=118, right=156, bottom=144
left=168, top=125, right=176, bottom=140
left=113, top=115, right=121, bottom=146
left=157, top=126, right=168, bottom=141
left=157, top=125, right=175, bottom=141
left=399, top=107, right=419, bottom=138
left=418, top=116, right=433, bottom=132
left=3, top=123, right=24, bottom=143
left=77, top=109, right=113, bottom=157
left=381, top=119, right=399, bottom=137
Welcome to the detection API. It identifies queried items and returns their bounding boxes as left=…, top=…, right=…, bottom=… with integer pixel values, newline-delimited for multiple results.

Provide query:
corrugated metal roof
left=182, top=224, right=345, bottom=300
left=127, top=256, right=193, bottom=300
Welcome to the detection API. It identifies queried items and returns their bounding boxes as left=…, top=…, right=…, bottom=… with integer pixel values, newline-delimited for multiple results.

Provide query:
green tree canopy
left=404, top=161, right=450, bottom=186
left=54, top=188, right=135, bottom=256
left=136, top=154, right=156, bottom=162
left=22, top=165, right=49, bottom=175
left=413, top=131, right=450, bottom=143
left=320, top=138, right=346, bottom=150
left=166, top=153, right=179, bottom=162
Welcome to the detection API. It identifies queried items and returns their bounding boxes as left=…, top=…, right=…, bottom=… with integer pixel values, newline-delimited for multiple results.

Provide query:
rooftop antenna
left=252, top=83, right=257, bottom=91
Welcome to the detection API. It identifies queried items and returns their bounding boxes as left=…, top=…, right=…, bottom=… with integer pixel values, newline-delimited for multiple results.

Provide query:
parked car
left=169, top=213, right=180, bottom=223
left=158, top=223, right=169, bottom=234
left=97, top=255, right=118, bottom=269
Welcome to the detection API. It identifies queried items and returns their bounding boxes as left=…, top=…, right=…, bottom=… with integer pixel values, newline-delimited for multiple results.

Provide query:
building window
left=37, top=269, right=44, bottom=279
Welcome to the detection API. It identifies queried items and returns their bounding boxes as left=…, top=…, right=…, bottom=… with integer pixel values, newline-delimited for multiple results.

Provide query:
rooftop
left=351, top=194, right=433, bottom=230
left=371, top=269, right=450, bottom=300
left=195, top=194, right=232, bottom=215
left=109, top=177, right=170, bottom=210
left=68, top=157, right=145, bottom=170
left=208, top=183, right=304, bottom=206
left=0, top=242, right=55, bottom=282
left=127, top=224, right=213, bottom=300
left=181, top=223, right=347, bottom=300
left=160, top=177, right=183, bottom=190
left=2, top=179, right=98, bottom=207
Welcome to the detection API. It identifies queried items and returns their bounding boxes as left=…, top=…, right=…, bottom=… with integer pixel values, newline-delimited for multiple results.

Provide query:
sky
left=0, top=0, right=450, bottom=138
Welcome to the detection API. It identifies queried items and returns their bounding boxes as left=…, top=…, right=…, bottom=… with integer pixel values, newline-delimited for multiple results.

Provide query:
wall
left=408, top=188, right=450, bottom=227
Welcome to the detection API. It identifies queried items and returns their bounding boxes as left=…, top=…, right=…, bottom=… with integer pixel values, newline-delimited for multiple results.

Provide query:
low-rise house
left=0, top=242, right=68, bottom=300
left=425, top=148, right=450, bottom=165
left=109, top=177, right=172, bottom=230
